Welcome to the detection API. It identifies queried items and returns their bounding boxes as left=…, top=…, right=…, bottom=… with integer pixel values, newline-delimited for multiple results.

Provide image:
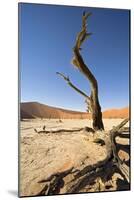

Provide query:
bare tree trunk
left=57, top=11, right=104, bottom=131
left=71, top=12, right=104, bottom=131
left=85, top=91, right=104, bottom=130
left=90, top=94, right=104, bottom=131
left=72, top=46, right=104, bottom=130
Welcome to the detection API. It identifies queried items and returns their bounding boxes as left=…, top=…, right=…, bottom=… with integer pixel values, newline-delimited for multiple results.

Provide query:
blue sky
left=19, top=3, right=130, bottom=111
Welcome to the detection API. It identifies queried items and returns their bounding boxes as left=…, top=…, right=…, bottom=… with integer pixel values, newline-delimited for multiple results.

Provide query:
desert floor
left=19, top=119, right=130, bottom=197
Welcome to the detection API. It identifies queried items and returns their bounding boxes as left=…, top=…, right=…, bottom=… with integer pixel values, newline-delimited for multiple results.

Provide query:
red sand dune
left=20, top=102, right=129, bottom=120
left=102, top=107, right=129, bottom=119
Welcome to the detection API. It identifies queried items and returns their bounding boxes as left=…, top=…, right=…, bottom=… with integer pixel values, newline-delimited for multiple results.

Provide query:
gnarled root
left=34, top=127, right=95, bottom=134
left=34, top=118, right=129, bottom=195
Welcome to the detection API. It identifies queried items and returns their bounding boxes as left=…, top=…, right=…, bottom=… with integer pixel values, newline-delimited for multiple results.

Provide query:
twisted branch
left=110, top=118, right=129, bottom=182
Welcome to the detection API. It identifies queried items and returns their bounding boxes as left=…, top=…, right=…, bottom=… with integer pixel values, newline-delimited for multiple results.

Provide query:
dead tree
left=57, top=11, right=104, bottom=131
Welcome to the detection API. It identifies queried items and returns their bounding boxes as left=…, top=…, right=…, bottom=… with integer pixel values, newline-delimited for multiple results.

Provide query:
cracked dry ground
left=19, top=119, right=130, bottom=197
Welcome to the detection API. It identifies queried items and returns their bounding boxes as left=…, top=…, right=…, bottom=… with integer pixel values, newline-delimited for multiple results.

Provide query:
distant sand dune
left=102, top=107, right=129, bottom=119
left=20, top=102, right=129, bottom=120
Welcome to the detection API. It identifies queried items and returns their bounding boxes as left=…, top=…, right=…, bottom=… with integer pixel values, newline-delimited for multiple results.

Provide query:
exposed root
left=33, top=118, right=130, bottom=195
left=34, top=127, right=95, bottom=134
left=118, top=127, right=129, bottom=133
left=110, top=118, right=129, bottom=183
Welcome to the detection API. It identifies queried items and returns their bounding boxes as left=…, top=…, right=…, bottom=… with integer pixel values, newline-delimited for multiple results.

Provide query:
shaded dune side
left=21, top=102, right=129, bottom=120
left=21, top=110, right=35, bottom=119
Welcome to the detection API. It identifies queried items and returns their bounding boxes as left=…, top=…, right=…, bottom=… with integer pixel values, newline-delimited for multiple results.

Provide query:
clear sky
left=19, top=3, right=130, bottom=111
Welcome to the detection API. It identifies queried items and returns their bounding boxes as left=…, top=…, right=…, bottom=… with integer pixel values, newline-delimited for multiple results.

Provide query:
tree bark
left=71, top=12, right=104, bottom=131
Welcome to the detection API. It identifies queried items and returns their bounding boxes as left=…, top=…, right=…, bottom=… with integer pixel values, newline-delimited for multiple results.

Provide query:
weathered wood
left=110, top=118, right=129, bottom=182
left=72, top=12, right=104, bottom=131
left=57, top=11, right=104, bottom=131
left=34, top=127, right=95, bottom=134
left=119, top=127, right=129, bottom=133
left=110, top=118, right=129, bottom=133
left=56, top=72, right=89, bottom=99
